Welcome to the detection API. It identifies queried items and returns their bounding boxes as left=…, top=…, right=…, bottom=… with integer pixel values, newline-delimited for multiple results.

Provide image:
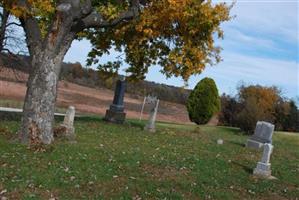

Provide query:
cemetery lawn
left=0, top=117, right=298, bottom=199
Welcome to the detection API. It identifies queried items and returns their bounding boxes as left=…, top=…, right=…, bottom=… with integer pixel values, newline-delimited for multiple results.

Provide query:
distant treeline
left=0, top=54, right=190, bottom=104
left=218, top=84, right=299, bottom=133
left=60, top=62, right=190, bottom=104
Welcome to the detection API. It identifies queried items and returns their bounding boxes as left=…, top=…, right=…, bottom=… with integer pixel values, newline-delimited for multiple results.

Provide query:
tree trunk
left=0, top=8, right=10, bottom=51
left=19, top=51, right=65, bottom=144
left=19, top=27, right=75, bottom=144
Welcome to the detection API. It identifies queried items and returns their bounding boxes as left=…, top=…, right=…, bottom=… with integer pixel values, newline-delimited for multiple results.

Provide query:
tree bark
left=0, top=8, right=10, bottom=51
left=19, top=34, right=75, bottom=145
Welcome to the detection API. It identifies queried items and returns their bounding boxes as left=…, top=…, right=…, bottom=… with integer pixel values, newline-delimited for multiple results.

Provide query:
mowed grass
left=0, top=118, right=298, bottom=199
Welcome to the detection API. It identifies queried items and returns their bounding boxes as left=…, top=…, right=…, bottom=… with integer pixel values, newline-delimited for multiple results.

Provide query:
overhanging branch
left=80, top=0, right=140, bottom=30
left=6, top=22, right=22, bottom=27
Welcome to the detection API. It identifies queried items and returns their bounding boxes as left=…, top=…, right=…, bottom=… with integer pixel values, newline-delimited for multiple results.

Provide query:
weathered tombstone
left=56, top=106, right=76, bottom=140
left=104, top=76, right=126, bottom=124
left=246, top=121, right=275, bottom=149
left=144, top=99, right=159, bottom=133
left=139, top=95, right=158, bottom=121
left=253, top=143, right=273, bottom=178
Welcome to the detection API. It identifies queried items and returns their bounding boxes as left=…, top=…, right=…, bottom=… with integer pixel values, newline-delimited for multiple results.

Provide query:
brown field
left=0, top=67, right=191, bottom=124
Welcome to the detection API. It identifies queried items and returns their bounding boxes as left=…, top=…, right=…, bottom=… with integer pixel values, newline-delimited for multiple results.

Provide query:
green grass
left=0, top=118, right=298, bottom=199
left=0, top=99, right=24, bottom=109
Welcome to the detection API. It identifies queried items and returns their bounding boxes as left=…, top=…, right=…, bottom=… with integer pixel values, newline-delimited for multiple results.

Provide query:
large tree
left=2, top=0, right=232, bottom=145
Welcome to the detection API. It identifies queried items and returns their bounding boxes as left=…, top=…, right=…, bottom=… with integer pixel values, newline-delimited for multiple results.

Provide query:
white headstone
left=253, top=143, right=273, bottom=177
left=61, top=106, right=76, bottom=140
left=144, top=99, right=159, bottom=133
left=246, top=121, right=275, bottom=149
left=139, top=95, right=158, bottom=121
left=63, top=106, right=75, bottom=127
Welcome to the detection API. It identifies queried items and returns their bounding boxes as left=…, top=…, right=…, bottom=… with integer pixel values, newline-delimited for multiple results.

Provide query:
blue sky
left=64, top=0, right=298, bottom=100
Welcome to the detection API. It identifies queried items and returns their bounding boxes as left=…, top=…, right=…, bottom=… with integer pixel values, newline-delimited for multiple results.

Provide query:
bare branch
left=16, top=0, right=43, bottom=55
left=20, top=17, right=42, bottom=54
left=6, top=22, right=22, bottom=27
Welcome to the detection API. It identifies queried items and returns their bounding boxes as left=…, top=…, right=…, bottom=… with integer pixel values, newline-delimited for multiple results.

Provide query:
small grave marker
left=56, top=106, right=76, bottom=140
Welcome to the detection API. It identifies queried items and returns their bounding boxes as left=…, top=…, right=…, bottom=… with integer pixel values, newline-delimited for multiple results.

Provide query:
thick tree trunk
left=19, top=51, right=64, bottom=144
left=18, top=31, right=75, bottom=145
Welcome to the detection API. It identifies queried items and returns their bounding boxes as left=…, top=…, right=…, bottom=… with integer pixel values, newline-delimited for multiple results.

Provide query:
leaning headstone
left=56, top=106, right=76, bottom=140
left=144, top=99, right=159, bottom=133
left=246, top=121, right=275, bottom=149
left=139, top=95, right=158, bottom=121
left=104, top=76, right=126, bottom=124
left=253, top=143, right=273, bottom=178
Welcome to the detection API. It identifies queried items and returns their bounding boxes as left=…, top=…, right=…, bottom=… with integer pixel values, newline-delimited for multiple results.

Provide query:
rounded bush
left=187, top=77, right=220, bottom=124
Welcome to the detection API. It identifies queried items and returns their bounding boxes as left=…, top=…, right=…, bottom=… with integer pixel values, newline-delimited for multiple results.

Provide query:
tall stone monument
left=246, top=121, right=275, bottom=149
left=144, top=99, right=159, bottom=133
left=253, top=143, right=274, bottom=178
left=104, top=77, right=126, bottom=124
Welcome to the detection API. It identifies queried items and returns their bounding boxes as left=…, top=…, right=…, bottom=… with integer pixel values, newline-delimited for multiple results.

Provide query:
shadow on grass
left=75, top=115, right=147, bottom=130
left=75, top=115, right=103, bottom=122
left=227, top=140, right=245, bottom=147
left=232, top=161, right=252, bottom=174
left=126, top=121, right=145, bottom=130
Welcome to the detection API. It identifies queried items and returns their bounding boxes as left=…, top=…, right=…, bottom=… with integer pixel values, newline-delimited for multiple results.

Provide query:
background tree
left=2, top=0, right=232, bottom=145
left=218, top=93, right=240, bottom=127
left=235, top=85, right=280, bottom=133
left=274, top=97, right=290, bottom=131
left=0, top=4, right=26, bottom=54
left=218, top=85, right=299, bottom=133
left=0, top=3, right=27, bottom=74
left=285, top=100, right=298, bottom=132
left=187, top=77, right=220, bottom=125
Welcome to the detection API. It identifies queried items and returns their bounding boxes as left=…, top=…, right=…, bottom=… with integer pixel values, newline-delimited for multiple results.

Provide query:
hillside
left=0, top=67, right=190, bottom=124
left=0, top=53, right=191, bottom=105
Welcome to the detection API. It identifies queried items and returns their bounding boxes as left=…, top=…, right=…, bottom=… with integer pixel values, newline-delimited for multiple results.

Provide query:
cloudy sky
left=64, top=0, right=298, bottom=100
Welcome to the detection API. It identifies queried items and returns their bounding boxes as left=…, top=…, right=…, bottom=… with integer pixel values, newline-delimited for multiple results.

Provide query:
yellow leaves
left=87, top=0, right=232, bottom=82
left=98, top=3, right=127, bottom=21
left=9, top=5, right=26, bottom=17
left=3, top=0, right=55, bottom=17
left=143, top=28, right=153, bottom=36
left=28, top=0, right=55, bottom=14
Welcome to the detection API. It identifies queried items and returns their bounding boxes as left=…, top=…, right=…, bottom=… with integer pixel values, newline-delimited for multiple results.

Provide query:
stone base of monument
left=246, top=138, right=264, bottom=149
left=104, top=109, right=126, bottom=124
left=253, top=162, right=271, bottom=177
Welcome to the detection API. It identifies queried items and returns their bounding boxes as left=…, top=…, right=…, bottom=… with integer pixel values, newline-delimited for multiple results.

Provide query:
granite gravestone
left=253, top=143, right=273, bottom=178
left=144, top=99, right=159, bottom=133
left=246, top=121, right=275, bottom=149
left=104, top=77, right=126, bottom=124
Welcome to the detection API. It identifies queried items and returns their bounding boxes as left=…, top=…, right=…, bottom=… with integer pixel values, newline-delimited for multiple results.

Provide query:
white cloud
left=226, top=1, right=298, bottom=44
left=188, top=52, right=298, bottom=98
